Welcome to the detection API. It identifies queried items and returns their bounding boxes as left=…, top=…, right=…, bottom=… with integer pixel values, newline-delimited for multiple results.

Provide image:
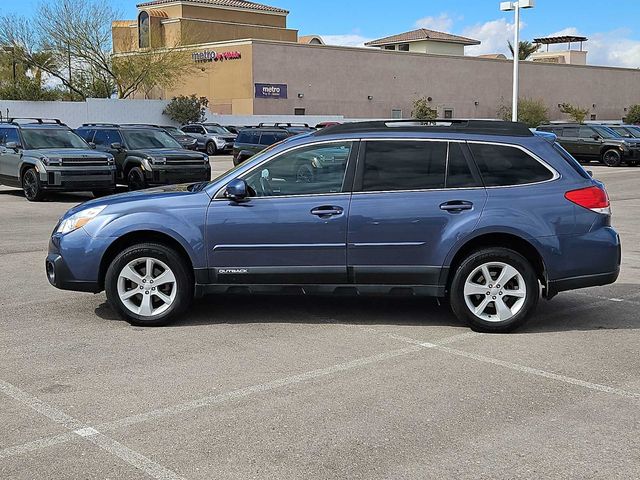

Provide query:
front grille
left=62, top=157, right=110, bottom=166
left=166, top=158, right=204, bottom=166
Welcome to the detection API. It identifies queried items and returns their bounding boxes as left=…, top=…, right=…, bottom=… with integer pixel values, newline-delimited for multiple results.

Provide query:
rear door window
left=469, top=143, right=554, bottom=187
left=259, top=132, right=280, bottom=145
left=237, top=130, right=260, bottom=144
left=93, top=129, right=123, bottom=147
left=362, top=140, right=447, bottom=191
left=0, top=127, right=20, bottom=146
left=446, top=142, right=482, bottom=188
left=76, top=129, right=95, bottom=143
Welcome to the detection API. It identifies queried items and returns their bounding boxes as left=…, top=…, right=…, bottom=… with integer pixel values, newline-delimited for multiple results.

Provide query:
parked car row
left=536, top=123, right=640, bottom=167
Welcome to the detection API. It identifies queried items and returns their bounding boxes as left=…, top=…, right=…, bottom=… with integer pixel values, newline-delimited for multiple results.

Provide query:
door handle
left=440, top=201, right=473, bottom=212
left=310, top=206, right=344, bottom=217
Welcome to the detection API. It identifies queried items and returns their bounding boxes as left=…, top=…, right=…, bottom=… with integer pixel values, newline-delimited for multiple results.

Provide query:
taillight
left=565, top=185, right=611, bottom=215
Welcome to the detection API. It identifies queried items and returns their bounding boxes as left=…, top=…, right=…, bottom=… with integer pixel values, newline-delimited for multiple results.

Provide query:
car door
left=560, top=126, right=582, bottom=157
left=0, top=127, right=23, bottom=183
left=206, top=140, right=357, bottom=284
left=347, top=140, right=487, bottom=288
left=93, top=129, right=126, bottom=172
left=185, top=125, right=206, bottom=149
left=578, top=126, right=601, bottom=158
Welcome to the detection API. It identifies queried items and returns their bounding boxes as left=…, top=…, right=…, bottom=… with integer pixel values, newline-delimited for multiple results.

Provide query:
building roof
left=298, top=35, right=325, bottom=45
left=533, top=35, right=588, bottom=45
left=136, top=0, right=289, bottom=14
left=365, top=28, right=480, bottom=47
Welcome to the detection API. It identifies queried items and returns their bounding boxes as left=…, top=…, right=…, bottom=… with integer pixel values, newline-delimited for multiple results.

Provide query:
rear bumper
left=547, top=268, right=620, bottom=297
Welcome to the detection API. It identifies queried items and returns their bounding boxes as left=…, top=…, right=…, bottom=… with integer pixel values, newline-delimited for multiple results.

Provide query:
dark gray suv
left=0, top=118, right=116, bottom=201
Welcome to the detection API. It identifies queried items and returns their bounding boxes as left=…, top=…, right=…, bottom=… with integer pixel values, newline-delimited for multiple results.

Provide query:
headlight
left=150, top=156, right=166, bottom=165
left=56, top=205, right=107, bottom=234
left=204, top=155, right=210, bottom=164
left=106, top=156, right=115, bottom=165
left=41, top=156, right=63, bottom=166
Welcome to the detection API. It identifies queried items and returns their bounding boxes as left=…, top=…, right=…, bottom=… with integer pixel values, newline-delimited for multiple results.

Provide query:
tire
left=295, top=162, right=314, bottom=183
left=105, top=243, right=193, bottom=327
left=206, top=141, right=217, bottom=156
left=22, top=167, right=45, bottom=202
left=92, top=189, right=116, bottom=198
left=127, top=166, right=147, bottom=191
left=602, top=149, right=622, bottom=167
left=449, top=248, right=539, bottom=333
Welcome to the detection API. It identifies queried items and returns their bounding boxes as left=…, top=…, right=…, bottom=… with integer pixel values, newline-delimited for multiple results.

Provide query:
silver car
left=181, top=123, right=237, bottom=155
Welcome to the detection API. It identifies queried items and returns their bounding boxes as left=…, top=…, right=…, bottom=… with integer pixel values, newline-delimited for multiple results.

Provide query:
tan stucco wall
left=250, top=41, right=640, bottom=119
left=181, top=5, right=287, bottom=28
left=112, top=24, right=137, bottom=53
left=178, top=19, right=297, bottom=45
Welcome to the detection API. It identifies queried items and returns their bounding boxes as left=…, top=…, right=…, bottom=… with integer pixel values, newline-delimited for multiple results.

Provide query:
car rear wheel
left=127, top=167, right=147, bottom=191
left=105, top=243, right=193, bottom=326
left=206, top=141, right=217, bottom=156
left=450, top=248, right=539, bottom=333
left=602, top=149, right=622, bottom=167
left=22, top=167, right=45, bottom=202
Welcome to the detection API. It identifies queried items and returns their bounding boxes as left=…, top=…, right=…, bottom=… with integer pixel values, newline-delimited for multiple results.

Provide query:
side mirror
left=225, top=179, right=249, bottom=202
left=586, top=170, right=593, bottom=177
left=5, top=141, right=20, bottom=151
left=110, top=142, right=123, bottom=150
left=591, top=134, right=601, bottom=141
left=88, top=142, right=96, bottom=149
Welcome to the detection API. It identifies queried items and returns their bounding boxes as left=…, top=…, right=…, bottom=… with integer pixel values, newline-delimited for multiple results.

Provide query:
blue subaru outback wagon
left=46, top=120, right=620, bottom=332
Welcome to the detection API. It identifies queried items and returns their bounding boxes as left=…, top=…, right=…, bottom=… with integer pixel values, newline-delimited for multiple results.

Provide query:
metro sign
left=192, top=50, right=242, bottom=63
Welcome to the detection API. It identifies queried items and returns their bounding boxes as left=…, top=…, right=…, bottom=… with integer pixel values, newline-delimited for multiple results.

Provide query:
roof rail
left=9, top=117, right=64, bottom=126
left=119, top=123, right=163, bottom=128
left=258, top=122, right=311, bottom=128
left=80, top=123, right=120, bottom=127
left=314, top=119, right=533, bottom=137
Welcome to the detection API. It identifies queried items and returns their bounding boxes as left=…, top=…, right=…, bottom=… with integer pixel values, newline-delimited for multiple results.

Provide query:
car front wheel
left=105, top=243, right=193, bottom=326
left=450, top=248, right=539, bottom=333
left=206, top=142, right=217, bottom=156
left=22, top=167, right=45, bottom=202
left=602, top=149, right=622, bottom=167
left=127, top=167, right=147, bottom=191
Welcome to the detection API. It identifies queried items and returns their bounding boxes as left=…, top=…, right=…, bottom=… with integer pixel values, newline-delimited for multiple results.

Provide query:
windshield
left=163, top=126, right=184, bottom=135
left=205, top=125, right=231, bottom=135
left=593, top=126, right=621, bottom=138
left=627, top=126, right=640, bottom=138
left=21, top=128, right=88, bottom=150
left=122, top=129, right=182, bottom=149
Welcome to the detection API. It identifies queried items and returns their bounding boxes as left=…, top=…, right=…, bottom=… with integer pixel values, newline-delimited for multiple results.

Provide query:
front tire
left=450, top=248, right=539, bottom=333
left=206, top=141, right=217, bottom=156
left=22, top=167, right=45, bottom=202
left=602, top=149, right=622, bottom=167
left=105, top=243, right=193, bottom=327
left=127, top=167, right=147, bottom=191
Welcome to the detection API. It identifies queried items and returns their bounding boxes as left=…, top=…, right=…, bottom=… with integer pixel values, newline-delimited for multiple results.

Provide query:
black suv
left=537, top=123, right=640, bottom=167
left=232, top=123, right=315, bottom=166
left=76, top=124, right=210, bottom=190
left=0, top=118, right=116, bottom=201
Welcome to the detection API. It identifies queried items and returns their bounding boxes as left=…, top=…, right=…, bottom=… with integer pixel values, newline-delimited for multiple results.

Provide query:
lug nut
left=139, top=286, right=144, bottom=290
left=486, top=292, right=490, bottom=296
left=142, top=279, right=146, bottom=283
left=145, top=291, right=149, bottom=295
left=152, top=287, right=156, bottom=291
left=492, top=296, right=496, bottom=299
left=149, top=280, right=154, bottom=284
left=488, top=284, right=493, bottom=288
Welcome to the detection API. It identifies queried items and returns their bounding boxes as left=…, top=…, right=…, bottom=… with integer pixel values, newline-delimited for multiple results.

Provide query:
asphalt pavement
left=0, top=157, right=638, bottom=479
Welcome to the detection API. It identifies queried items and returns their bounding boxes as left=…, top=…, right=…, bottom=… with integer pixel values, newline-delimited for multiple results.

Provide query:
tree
left=496, top=97, right=549, bottom=127
left=507, top=40, right=539, bottom=60
left=626, top=105, right=640, bottom=124
left=559, top=103, right=590, bottom=124
left=411, top=97, right=438, bottom=120
left=0, top=0, right=196, bottom=100
left=163, top=95, right=209, bottom=124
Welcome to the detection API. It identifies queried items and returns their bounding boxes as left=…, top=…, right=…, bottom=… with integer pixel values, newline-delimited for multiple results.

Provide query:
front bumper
left=46, top=231, right=104, bottom=293
left=46, top=252, right=101, bottom=292
left=143, top=165, right=211, bottom=185
left=40, top=165, right=117, bottom=191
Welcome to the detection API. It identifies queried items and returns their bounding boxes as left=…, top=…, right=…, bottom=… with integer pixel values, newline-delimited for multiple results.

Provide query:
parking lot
left=0, top=156, right=638, bottom=479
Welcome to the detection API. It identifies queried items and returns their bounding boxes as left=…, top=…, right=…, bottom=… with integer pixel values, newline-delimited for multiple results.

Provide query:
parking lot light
left=500, top=0, right=535, bottom=122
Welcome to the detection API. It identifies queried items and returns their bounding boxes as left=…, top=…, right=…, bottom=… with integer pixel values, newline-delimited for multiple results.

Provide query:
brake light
left=565, top=185, right=611, bottom=215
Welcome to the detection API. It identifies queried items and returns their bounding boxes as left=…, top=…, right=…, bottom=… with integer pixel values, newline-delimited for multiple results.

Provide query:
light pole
left=500, top=0, right=534, bottom=122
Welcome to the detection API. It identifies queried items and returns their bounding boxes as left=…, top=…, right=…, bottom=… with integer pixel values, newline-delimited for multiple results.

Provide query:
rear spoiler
left=532, top=129, right=557, bottom=144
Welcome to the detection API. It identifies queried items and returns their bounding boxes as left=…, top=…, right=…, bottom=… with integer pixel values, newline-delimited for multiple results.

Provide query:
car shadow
left=0, top=186, right=129, bottom=203
left=93, top=283, right=640, bottom=333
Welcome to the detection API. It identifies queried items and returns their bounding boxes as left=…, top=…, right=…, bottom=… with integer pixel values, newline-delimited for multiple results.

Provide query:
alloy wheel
left=117, top=257, right=177, bottom=317
left=463, top=261, right=527, bottom=322
left=22, top=169, right=39, bottom=200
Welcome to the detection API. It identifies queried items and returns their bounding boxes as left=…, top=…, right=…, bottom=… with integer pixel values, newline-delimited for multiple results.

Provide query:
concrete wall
left=0, top=98, right=344, bottom=128
left=251, top=41, right=640, bottom=120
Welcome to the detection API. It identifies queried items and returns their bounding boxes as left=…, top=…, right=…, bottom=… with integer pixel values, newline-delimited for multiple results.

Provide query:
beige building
left=113, top=0, right=640, bottom=120
left=364, top=28, right=480, bottom=56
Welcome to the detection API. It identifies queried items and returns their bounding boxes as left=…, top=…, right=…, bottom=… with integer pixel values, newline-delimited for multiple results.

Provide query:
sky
left=4, top=0, right=640, bottom=68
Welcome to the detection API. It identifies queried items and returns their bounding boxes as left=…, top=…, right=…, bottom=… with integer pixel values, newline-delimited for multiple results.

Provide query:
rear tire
left=105, top=243, right=193, bottom=327
left=22, top=167, right=45, bottom=202
left=450, top=248, right=539, bottom=333
left=602, top=149, right=622, bottom=167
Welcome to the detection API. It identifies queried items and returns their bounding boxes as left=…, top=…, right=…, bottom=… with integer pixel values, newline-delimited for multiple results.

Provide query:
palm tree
left=508, top=40, right=540, bottom=60
left=27, top=50, right=57, bottom=88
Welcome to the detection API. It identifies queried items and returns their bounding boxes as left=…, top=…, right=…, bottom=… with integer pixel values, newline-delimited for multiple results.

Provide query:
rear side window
left=237, top=130, right=259, bottom=144
left=469, top=143, right=554, bottom=187
left=362, top=141, right=447, bottom=191
left=259, top=132, right=279, bottom=145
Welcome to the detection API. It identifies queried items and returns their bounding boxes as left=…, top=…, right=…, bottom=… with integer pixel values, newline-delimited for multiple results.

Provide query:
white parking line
left=0, top=380, right=184, bottom=479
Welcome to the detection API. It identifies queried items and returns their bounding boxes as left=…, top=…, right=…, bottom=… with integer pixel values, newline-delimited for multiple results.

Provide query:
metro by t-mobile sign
left=192, top=50, right=241, bottom=63
left=255, top=83, right=288, bottom=99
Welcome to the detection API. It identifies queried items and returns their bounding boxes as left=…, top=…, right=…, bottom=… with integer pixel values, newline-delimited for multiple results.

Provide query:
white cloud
left=320, top=34, right=374, bottom=48
left=462, top=18, right=519, bottom=56
left=415, top=13, right=454, bottom=32
left=544, top=27, right=640, bottom=68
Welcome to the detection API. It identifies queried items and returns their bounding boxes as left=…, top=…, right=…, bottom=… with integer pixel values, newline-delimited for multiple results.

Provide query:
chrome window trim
left=213, top=138, right=358, bottom=200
